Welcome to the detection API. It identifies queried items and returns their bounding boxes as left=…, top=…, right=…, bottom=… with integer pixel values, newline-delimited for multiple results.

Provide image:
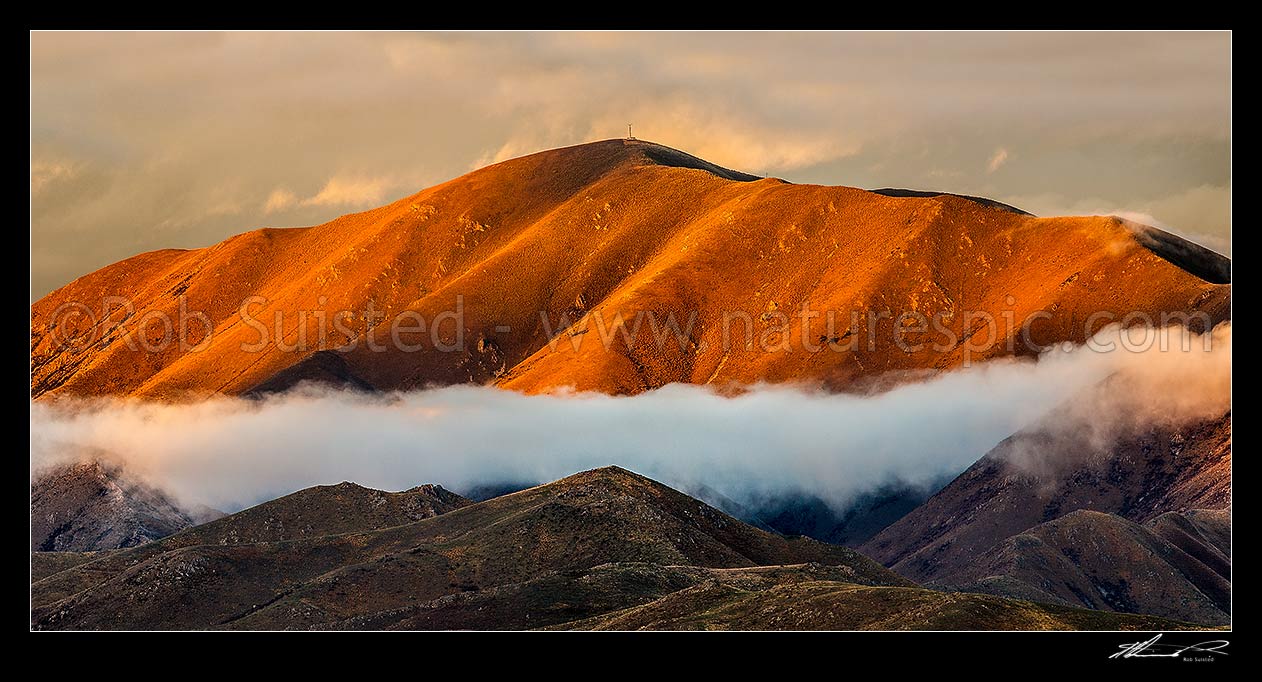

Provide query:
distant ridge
left=31, top=461, right=217, bottom=552
left=870, top=187, right=1032, bottom=215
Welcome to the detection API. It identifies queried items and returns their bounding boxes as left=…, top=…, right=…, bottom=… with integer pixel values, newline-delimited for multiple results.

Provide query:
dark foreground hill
left=555, top=569, right=1193, bottom=631
left=32, top=467, right=1201, bottom=631
left=862, top=411, right=1231, bottom=625
left=955, top=508, right=1230, bottom=625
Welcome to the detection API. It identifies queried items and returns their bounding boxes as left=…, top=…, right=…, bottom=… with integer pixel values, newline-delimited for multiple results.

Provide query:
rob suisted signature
left=1111, top=634, right=1229, bottom=660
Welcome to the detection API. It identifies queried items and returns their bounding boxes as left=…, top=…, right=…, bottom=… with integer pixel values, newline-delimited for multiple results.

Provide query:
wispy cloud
left=262, top=188, right=297, bottom=214
left=300, top=176, right=394, bottom=209
left=30, top=160, right=80, bottom=195
left=986, top=147, right=1010, bottom=174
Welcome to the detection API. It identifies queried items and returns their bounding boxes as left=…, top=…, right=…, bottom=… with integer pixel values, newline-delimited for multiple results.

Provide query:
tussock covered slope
left=32, top=140, right=1229, bottom=399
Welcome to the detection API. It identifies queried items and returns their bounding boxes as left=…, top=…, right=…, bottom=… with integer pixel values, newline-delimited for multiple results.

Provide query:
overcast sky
left=30, top=31, right=1231, bottom=299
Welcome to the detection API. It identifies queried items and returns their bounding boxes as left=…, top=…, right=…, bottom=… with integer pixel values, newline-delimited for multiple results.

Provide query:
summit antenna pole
left=628, top=124, right=632, bottom=139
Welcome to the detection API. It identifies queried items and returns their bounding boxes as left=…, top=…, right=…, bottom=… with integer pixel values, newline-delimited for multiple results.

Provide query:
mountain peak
left=483, top=138, right=762, bottom=183
left=618, top=139, right=762, bottom=181
left=559, top=464, right=644, bottom=481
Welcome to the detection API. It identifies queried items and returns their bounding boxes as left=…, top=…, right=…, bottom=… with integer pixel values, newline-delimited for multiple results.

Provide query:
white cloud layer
left=30, top=324, right=1230, bottom=514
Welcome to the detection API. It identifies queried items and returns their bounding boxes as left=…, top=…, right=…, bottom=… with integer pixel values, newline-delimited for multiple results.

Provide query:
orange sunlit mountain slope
left=31, top=140, right=1230, bottom=399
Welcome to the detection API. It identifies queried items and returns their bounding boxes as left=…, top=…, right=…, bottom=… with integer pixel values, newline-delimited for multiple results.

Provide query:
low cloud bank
left=30, top=324, right=1230, bottom=513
